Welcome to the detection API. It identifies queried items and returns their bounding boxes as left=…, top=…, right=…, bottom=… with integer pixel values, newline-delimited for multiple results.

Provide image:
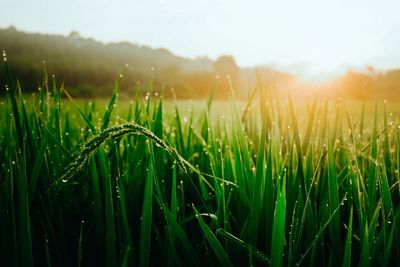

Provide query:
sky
left=1, top=0, right=400, bottom=79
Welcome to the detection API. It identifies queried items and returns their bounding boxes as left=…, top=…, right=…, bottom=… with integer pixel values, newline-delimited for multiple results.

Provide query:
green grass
left=1, top=59, right=400, bottom=267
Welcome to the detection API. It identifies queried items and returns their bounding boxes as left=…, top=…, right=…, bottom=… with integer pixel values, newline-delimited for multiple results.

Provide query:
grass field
left=1, top=61, right=400, bottom=267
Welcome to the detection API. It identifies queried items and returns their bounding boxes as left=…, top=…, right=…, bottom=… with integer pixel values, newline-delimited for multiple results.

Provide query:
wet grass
left=1, top=59, right=400, bottom=266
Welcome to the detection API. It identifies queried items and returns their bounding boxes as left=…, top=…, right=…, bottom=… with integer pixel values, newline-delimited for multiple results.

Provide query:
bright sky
left=1, top=0, right=400, bottom=78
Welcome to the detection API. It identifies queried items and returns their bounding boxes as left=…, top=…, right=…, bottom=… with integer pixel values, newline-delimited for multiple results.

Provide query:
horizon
left=0, top=25, right=393, bottom=83
left=2, top=0, right=400, bottom=81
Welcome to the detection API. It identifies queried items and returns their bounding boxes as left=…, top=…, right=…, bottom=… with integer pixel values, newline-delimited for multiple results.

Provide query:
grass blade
left=271, top=179, right=286, bottom=267
left=194, top=207, right=233, bottom=267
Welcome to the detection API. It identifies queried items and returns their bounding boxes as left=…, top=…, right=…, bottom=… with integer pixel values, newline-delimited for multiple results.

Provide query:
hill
left=0, top=26, right=291, bottom=99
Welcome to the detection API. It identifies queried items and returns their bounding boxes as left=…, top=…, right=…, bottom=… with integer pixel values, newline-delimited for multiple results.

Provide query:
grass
left=1, top=58, right=400, bottom=267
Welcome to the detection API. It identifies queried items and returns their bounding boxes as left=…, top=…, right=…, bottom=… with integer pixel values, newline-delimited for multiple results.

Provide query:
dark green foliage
left=1, top=60, right=400, bottom=267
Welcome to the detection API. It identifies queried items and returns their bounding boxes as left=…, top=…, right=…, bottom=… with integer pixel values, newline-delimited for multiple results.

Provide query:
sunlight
left=1, top=1, right=400, bottom=266
left=2, top=0, right=400, bottom=77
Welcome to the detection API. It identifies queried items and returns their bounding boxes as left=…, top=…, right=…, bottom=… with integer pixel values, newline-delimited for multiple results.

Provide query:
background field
left=2, top=27, right=400, bottom=101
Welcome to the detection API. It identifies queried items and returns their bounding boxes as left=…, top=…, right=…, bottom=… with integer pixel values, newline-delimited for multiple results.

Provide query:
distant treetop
left=68, top=31, right=81, bottom=39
